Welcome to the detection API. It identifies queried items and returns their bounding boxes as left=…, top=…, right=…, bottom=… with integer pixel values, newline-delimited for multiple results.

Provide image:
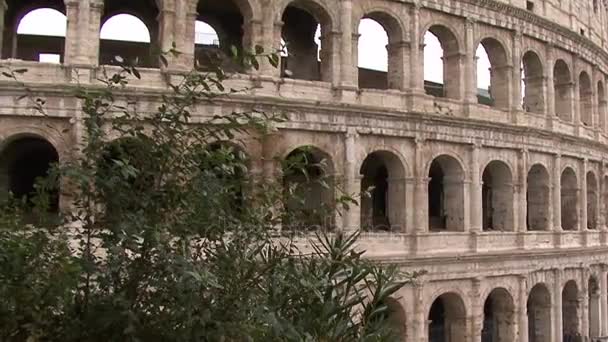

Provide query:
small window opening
left=39, top=53, right=60, bottom=64
left=527, top=1, right=535, bottom=11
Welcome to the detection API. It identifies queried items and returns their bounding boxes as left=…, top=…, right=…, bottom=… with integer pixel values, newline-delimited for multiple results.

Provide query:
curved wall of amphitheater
left=6, top=0, right=608, bottom=341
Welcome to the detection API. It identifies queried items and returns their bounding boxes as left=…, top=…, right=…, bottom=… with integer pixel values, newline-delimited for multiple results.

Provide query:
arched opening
left=13, top=7, right=66, bottom=63
left=283, top=146, right=334, bottom=230
left=357, top=18, right=388, bottom=89
left=482, top=161, right=514, bottom=231
left=476, top=38, right=509, bottom=108
left=589, top=276, right=601, bottom=338
left=198, top=142, right=248, bottom=214
left=383, top=297, right=407, bottom=341
left=598, top=81, right=606, bottom=132
left=587, top=171, right=598, bottom=229
left=97, top=137, right=156, bottom=220
left=554, top=60, right=573, bottom=121
left=195, top=0, right=247, bottom=72
left=562, top=280, right=581, bottom=341
left=99, top=0, right=159, bottom=68
left=527, top=283, right=552, bottom=342
left=359, top=151, right=406, bottom=231
left=428, top=293, right=466, bottom=342
left=423, top=25, right=460, bottom=99
left=579, top=72, right=593, bottom=126
left=428, top=155, right=465, bottom=232
left=527, top=164, right=550, bottom=231
left=481, top=288, right=516, bottom=342
left=521, top=51, right=545, bottom=113
left=281, top=2, right=330, bottom=82
left=0, top=136, right=59, bottom=212
left=560, top=167, right=578, bottom=231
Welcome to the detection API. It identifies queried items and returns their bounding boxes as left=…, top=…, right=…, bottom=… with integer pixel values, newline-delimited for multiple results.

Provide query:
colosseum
left=4, top=0, right=608, bottom=341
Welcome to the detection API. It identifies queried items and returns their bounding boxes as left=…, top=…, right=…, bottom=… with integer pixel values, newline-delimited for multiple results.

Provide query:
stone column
left=414, top=138, right=428, bottom=233
left=0, top=0, right=6, bottom=59
left=412, top=282, right=427, bottom=341
left=518, top=275, right=529, bottom=342
left=600, top=162, right=607, bottom=230
left=553, top=268, right=563, bottom=342
left=581, top=159, right=588, bottom=231
left=63, top=0, right=80, bottom=65
left=546, top=44, right=556, bottom=123
left=320, top=30, right=341, bottom=86
left=512, top=30, right=523, bottom=116
left=518, top=149, right=529, bottom=233
left=581, top=270, right=590, bottom=340
left=464, top=18, right=478, bottom=107
left=343, top=128, right=359, bottom=232
left=600, top=265, right=608, bottom=335
left=470, top=278, right=483, bottom=342
left=470, top=143, right=482, bottom=233
left=388, top=41, right=410, bottom=91
left=87, top=0, right=104, bottom=67
left=553, top=154, right=562, bottom=231
left=339, top=0, right=355, bottom=87
left=409, top=4, right=423, bottom=93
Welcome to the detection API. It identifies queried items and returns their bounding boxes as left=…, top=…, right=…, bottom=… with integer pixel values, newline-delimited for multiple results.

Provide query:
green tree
left=0, top=48, right=415, bottom=341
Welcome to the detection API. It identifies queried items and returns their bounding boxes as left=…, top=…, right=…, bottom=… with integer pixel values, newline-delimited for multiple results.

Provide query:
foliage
left=0, top=47, right=414, bottom=341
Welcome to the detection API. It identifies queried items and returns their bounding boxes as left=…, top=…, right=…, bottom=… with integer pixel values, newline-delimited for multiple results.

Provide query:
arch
left=554, top=59, right=573, bottom=121
left=428, top=292, right=466, bottom=342
left=476, top=37, right=510, bottom=108
left=280, top=0, right=333, bottom=82
left=13, top=7, right=66, bottom=63
left=196, top=0, right=248, bottom=72
left=283, top=146, right=335, bottom=230
left=521, top=50, right=545, bottom=113
left=97, top=137, right=156, bottom=219
left=428, top=154, right=465, bottom=232
left=482, top=288, right=516, bottom=342
left=562, top=280, right=581, bottom=339
left=598, top=80, right=606, bottom=132
left=199, top=142, right=249, bottom=213
left=589, top=276, right=601, bottom=338
left=359, top=150, right=406, bottom=231
left=587, top=171, right=598, bottom=229
left=579, top=71, right=593, bottom=126
left=383, top=297, right=407, bottom=340
left=0, top=135, right=59, bottom=213
left=423, top=24, right=461, bottom=99
left=482, top=160, right=514, bottom=231
left=560, top=167, right=579, bottom=231
left=527, top=164, right=551, bottom=231
left=528, top=283, right=552, bottom=342
left=356, top=11, right=404, bottom=90
left=100, top=0, right=160, bottom=68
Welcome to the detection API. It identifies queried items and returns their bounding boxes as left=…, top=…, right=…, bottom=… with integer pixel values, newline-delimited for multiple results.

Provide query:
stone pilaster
left=339, top=0, right=355, bottom=88
left=518, top=275, right=529, bottom=342
left=464, top=18, right=478, bottom=107
left=470, top=142, right=482, bottom=233
left=343, top=128, right=359, bottom=232
left=553, top=268, right=563, bottom=342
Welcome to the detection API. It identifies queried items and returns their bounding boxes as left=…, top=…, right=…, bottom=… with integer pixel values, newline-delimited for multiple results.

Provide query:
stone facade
left=4, top=0, right=608, bottom=341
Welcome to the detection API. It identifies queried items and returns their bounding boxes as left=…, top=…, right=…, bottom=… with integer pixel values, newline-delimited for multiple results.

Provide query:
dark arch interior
left=281, top=6, right=321, bottom=81
left=428, top=160, right=445, bottom=230
left=428, top=294, right=466, bottom=342
left=482, top=289, right=515, bottom=342
left=200, top=142, right=247, bottom=211
left=3, top=0, right=66, bottom=61
left=521, top=51, right=544, bottom=113
left=527, top=164, right=550, bottom=231
left=527, top=284, right=551, bottom=342
left=560, top=168, right=578, bottom=231
left=99, top=0, right=159, bottom=67
left=562, top=280, right=580, bottom=340
left=283, top=147, right=333, bottom=230
left=0, top=137, right=59, bottom=212
left=360, top=153, right=390, bottom=230
left=196, top=0, right=244, bottom=71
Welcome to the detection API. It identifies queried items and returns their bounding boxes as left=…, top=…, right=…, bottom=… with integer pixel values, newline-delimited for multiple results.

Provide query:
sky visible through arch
left=18, top=8, right=492, bottom=90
